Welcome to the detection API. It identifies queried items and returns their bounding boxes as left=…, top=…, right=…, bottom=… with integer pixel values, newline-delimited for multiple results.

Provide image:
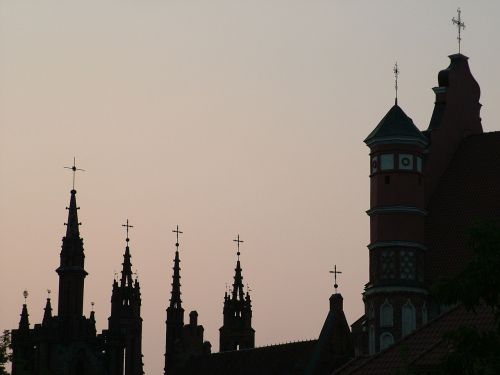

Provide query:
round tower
left=363, top=103, right=429, bottom=354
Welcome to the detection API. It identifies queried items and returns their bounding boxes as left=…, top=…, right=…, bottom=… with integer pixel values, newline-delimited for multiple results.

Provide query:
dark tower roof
left=121, top=243, right=134, bottom=288
left=364, top=105, right=428, bottom=147
left=19, top=304, right=30, bottom=331
left=65, top=189, right=80, bottom=238
left=170, top=248, right=182, bottom=309
left=42, top=298, right=52, bottom=326
left=231, top=258, right=245, bottom=302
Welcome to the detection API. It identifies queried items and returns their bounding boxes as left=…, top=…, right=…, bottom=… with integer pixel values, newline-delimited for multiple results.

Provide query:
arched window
left=368, top=325, right=375, bottom=355
left=402, top=300, right=416, bottom=336
left=380, top=299, right=393, bottom=327
left=379, top=332, right=394, bottom=351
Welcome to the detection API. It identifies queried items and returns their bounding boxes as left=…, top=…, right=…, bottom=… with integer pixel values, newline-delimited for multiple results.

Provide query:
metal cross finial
left=233, top=234, right=244, bottom=259
left=172, top=225, right=183, bottom=248
left=452, top=8, right=466, bottom=53
left=329, top=265, right=342, bottom=294
left=64, top=157, right=85, bottom=191
left=393, top=62, right=400, bottom=105
left=122, top=219, right=134, bottom=243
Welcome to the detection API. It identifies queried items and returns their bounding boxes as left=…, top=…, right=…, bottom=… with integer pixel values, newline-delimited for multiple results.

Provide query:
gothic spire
left=169, top=245, right=182, bottom=309
left=19, top=304, right=30, bottom=331
left=232, top=258, right=245, bottom=301
left=65, top=189, right=81, bottom=238
left=42, top=297, right=52, bottom=326
left=231, top=235, right=245, bottom=301
left=121, top=243, right=134, bottom=288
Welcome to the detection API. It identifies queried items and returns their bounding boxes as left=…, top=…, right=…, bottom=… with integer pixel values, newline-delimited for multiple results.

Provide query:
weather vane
left=452, top=8, right=465, bottom=53
left=393, top=62, right=399, bottom=105
left=173, top=225, right=183, bottom=249
left=122, top=219, right=134, bottom=243
left=64, top=157, right=85, bottom=191
left=329, top=265, right=342, bottom=294
left=233, top=234, right=244, bottom=260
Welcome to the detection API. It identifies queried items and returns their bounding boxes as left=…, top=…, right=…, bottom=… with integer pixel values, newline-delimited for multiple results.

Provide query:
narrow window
left=402, top=300, right=416, bottom=336
left=380, top=300, right=394, bottom=327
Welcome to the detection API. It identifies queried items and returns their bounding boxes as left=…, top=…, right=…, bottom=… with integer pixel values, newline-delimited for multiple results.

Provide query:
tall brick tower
left=363, top=101, right=429, bottom=354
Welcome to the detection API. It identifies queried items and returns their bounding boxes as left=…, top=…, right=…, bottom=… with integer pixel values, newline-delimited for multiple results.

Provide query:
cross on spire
left=233, top=234, right=244, bottom=259
left=329, top=265, right=342, bottom=294
left=64, top=157, right=85, bottom=191
left=172, top=225, right=183, bottom=248
left=393, top=62, right=400, bottom=105
left=122, top=219, right=134, bottom=243
left=452, top=7, right=466, bottom=54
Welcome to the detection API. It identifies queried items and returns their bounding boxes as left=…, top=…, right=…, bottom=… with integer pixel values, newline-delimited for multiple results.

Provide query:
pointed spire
left=65, top=189, right=81, bottom=238
left=170, top=246, right=182, bottom=308
left=231, top=235, right=245, bottom=301
left=121, top=244, right=134, bottom=288
left=90, top=302, right=96, bottom=324
left=19, top=296, right=30, bottom=331
left=42, top=294, right=52, bottom=326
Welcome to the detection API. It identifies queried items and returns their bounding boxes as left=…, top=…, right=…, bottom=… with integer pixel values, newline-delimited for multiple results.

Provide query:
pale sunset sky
left=1, top=1, right=499, bottom=374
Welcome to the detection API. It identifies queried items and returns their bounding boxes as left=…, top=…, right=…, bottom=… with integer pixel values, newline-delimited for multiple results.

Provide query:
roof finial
left=393, top=62, right=399, bottom=106
left=64, top=157, right=85, bottom=191
left=122, top=219, right=134, bottom=243
left=23, top=290, right=29, bottom=303
left=47, top=289, right=51, bottom=298
left=329, top=265, right=342, bottom=294
left=452, top=8, right=466, bottom=54
left=233, top=234, right=244, bottom=260
left=172, top=225, right=183, bottom=249
left=91, top=301, right=95, bottom=312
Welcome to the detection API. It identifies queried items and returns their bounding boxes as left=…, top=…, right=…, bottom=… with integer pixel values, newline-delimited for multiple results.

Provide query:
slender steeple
left=19, top=304, right=30, bottom=331
left=220, top=235, right=255, bottom=352
left=170, top=247, right=182, bottom=309
left=108, top=220, right=143, bottom=375
left=56, top=187, right=88, bottom=320
left=165, top=225, right=185, bottom=375
left=42, top=297, right=53, bottom=326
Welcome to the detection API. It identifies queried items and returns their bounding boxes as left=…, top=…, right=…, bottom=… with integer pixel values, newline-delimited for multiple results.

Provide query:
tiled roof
left=332, top=304, right=496, bottom=375
left=426, top=131, right=500, bottom=282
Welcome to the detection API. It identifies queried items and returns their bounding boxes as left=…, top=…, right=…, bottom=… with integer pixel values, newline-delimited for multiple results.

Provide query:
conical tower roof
left=364, top=104, right=428, bottom=147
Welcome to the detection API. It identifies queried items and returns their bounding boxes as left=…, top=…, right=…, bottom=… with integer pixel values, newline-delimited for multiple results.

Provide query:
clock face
left=401, top=157, right=410, bottom=166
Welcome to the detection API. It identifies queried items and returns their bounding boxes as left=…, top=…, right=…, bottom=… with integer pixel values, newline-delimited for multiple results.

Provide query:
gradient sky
left=1, top=1, right=499, bottom=374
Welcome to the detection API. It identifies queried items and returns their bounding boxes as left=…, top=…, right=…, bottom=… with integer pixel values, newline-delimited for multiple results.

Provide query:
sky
left=1, top=1, right=499, bottom=373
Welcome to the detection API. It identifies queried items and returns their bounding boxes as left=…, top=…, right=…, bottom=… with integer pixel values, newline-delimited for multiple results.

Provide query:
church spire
left=169, top=225, right=183, bottom=309
left=19, top=291, right=30, bottom=331
left=42, top=291, right=53, bottom=326
left=120, top=220, right=134, bottom=288
left=56, top=184, right=88, bottom=319
left=231, top=234, right=245, bottom=301
left=165, top=225, right=185, bottom=375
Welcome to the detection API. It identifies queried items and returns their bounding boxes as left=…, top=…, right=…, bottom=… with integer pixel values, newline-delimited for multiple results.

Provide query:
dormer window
left=380, top=154, right=394, bottom=170
left=399, top=154, right=414, bottom=170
